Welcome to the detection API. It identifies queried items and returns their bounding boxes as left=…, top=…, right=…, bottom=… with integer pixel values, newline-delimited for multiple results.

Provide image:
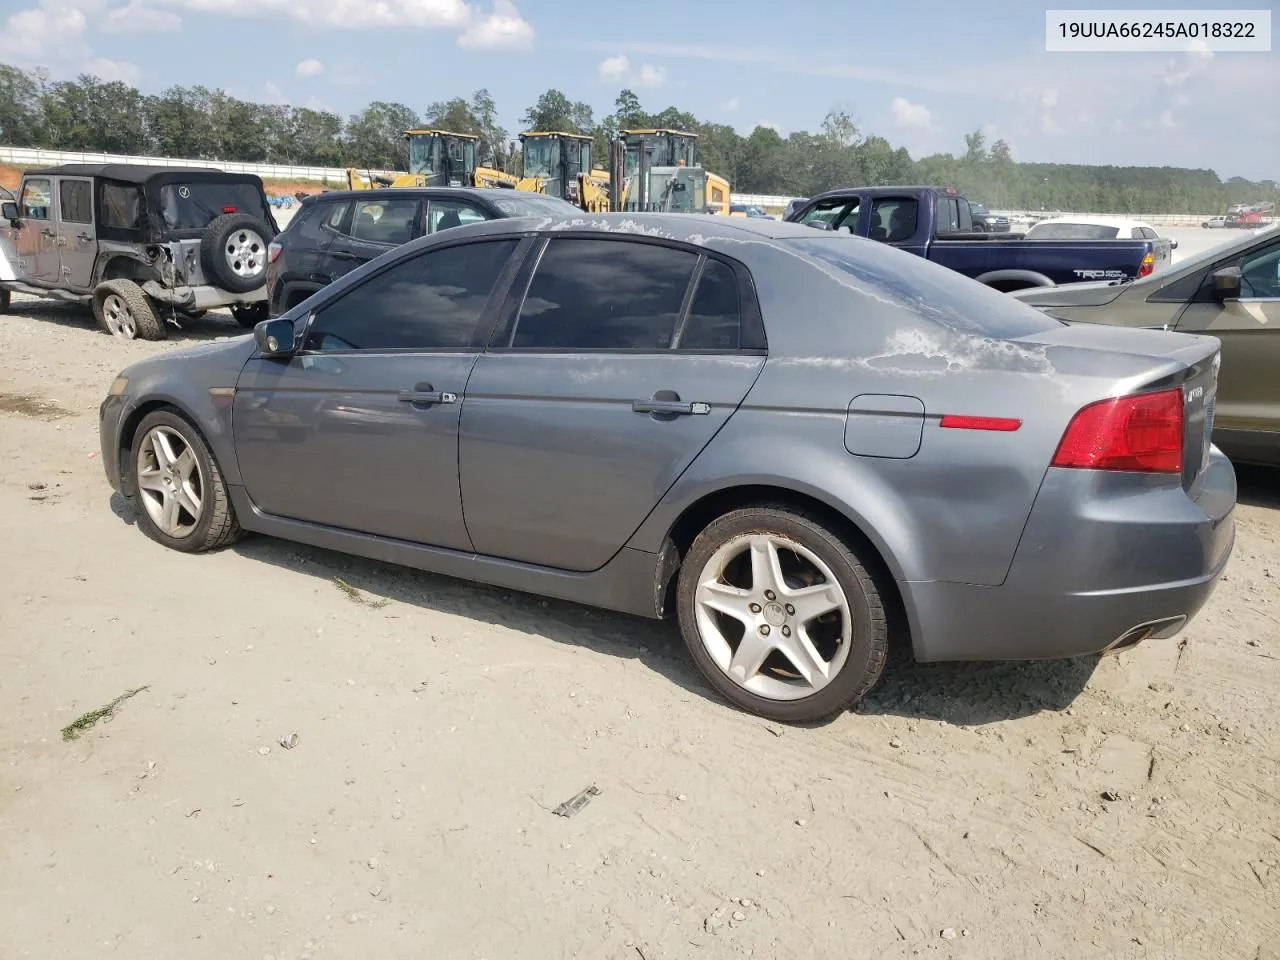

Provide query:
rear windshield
left=784, top=236, right=1064, bottom=338
left=487, top=194, right=583, bottom=217
left=159, top=181, right=266, bottom=230
left=1025, top=222, right=1120, bottom=240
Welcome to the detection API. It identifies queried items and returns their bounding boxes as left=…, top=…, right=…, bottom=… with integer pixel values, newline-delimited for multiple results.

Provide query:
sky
left=3, top=0, right=1278, bottom=181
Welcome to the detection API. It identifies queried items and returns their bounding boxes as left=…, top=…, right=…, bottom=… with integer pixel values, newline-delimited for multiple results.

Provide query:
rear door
left=458, top=234, right=767, bottom=572
left=55, top=177, right=97, bottom=290
left=325, top=195, right=422, bottom=283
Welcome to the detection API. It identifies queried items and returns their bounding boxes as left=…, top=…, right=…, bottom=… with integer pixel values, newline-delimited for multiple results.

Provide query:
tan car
left=1014, top=224, right=1280, bottom=467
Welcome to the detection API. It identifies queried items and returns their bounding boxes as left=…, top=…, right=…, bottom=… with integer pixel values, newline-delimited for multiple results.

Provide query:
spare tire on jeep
left=200, top=212, right=271, bottom=295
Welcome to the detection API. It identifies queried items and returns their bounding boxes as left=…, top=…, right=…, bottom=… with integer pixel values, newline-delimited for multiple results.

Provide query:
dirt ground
left=1, top=295, right=1278, bottom=960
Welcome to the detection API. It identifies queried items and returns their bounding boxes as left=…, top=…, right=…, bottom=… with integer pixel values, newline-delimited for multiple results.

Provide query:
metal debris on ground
left=552, top=785, right=601, bottom=817
left=279, top=732, right=299, bottom=750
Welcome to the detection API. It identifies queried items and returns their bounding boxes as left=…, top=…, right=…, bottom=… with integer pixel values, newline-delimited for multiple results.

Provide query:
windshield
left=159, top=182, right=266, bottom=231
left=488, top=194, right=582, bottom=216
left=1025, top=222, right=1121, bottom=240
left=408, top=135, right=439, bottom=176
left=523, top=137, right=558, bottom=179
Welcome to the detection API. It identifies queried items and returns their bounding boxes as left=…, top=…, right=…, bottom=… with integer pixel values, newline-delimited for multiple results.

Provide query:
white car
left=1202, top=215, right=1229, bottom=229
left=1023, top=216, right=1177, bottom=250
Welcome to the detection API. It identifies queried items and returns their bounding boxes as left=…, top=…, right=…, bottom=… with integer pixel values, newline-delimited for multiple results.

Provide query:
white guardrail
left=1, top=146, right=1268, bottom=224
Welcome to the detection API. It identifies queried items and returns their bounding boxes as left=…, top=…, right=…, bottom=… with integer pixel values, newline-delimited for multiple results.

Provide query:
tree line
left=0, top=62, right=1274, bottom=213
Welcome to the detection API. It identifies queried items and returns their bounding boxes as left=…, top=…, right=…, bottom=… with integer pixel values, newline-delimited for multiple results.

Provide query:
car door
left=55, top=177, right=97, bottom=290
left=232, top=235, right=525, bottom=549
left=13, top=177, right=58, bottom=283
left=1173, top=233, right=1280, bottom=438
left=458, top=235, right=767, bottom=572
left=324, top=195, right=423, bottom=283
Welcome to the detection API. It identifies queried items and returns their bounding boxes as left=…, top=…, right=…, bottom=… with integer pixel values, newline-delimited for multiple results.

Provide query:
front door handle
left=632, top=396, right=711, bottom=417
left=397, top=382, right=457, bottom=406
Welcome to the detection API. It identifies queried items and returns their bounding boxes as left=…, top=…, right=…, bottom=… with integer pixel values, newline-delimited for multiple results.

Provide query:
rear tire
left=0, top=289, right=10, bottom=313
left=93, top=279, right=166, bottom=340
left=128, top=409, right=242, bottom=553
left=676, top=504, right=888, bottom=724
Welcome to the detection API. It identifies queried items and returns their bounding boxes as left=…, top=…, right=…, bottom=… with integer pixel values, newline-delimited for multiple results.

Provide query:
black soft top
left=24, top=164, right=264, bottom=189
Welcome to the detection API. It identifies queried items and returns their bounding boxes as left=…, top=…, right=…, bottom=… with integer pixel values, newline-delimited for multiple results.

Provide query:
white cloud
left=295, top=58, right=324, bottom=77
left=890, top=96, right=931, bottom=129
left=722, top=97, right=739, bottom=112
left=149, top=0, right=472, bottom=28
left=457, top=0, right=533, bottom=49
left=101, top=0, right=180, bottom=32
left=596, top=53, right=666, bottom=87
left=4, top=0, right=141, bottom=84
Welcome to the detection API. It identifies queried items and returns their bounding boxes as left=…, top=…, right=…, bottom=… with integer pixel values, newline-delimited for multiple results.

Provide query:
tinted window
left=679, top=260, right=741, bottom=350
left=350, top=198, right=418, bottom=245
left=511, top=238, right=698, bottom=350
left=487, top=194, right=582, bottom=217
left=59, top=179, right=92, bottom=223
left=785, top=236, right=1063, bottom=338
left=1240, top=240, right=1280, bottom=298
left=19, top=178, right=51, bottom=220
left=101, top=182, right=142, bottom=229
left=935, top=196, right=959, bottom=232
left=797, top=197, right=859, bottom=233
left=869, top=197, right=917, bottom=242
left=428, top=199, right=488, bottom=233
left=160, top=182, right=266, bottom=230
left=304, top=239, right=517, bottom=352
left=322, top=201, right=351, bottom=231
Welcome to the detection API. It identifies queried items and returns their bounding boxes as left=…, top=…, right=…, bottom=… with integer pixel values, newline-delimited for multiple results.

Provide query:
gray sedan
left=98, top=213, right=1236, bottom=723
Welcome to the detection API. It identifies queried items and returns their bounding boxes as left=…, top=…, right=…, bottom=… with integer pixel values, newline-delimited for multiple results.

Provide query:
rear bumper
left=904, top=448, right=1237, bottom=662
left=141, top=281, right=266, bottom=310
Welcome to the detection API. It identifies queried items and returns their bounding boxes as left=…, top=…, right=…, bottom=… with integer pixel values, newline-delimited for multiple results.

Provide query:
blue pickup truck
left=784, top=185, right=1172, bottom=292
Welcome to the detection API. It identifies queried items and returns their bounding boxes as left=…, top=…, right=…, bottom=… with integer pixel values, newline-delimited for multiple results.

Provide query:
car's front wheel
left=676, top=505, right=889, bottom=723
left=128, top=409, right=242, bottom=553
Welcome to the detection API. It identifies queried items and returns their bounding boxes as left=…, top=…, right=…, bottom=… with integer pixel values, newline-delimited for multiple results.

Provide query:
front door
left=459, top=235, right=765, bottom=573
left=55, top=177, right=97, bottom=290
left=13, top=177, right=58, bottom=283
left=324, top=195, right=422, bottom=284
left=233, top=236, right=522, bottom=550
left=1173, top=234, right=1280, bottom=440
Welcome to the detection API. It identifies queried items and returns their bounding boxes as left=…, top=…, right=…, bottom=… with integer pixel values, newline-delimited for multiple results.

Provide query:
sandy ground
left=1, top=294, right=1279, bottom=960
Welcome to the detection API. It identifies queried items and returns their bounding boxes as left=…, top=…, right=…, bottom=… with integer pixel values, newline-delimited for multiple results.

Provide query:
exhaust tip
left=1101, top=616, right=1187, bottom=656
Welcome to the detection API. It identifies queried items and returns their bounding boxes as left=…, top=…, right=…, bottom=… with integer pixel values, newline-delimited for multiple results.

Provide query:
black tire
left=230, top=301, right=269, bottom=328
left=127, top=409, right=242, bottom=554
left=675, top=504, right=889, bottom=724
left=93, top=279, right=166, bottom=340
left=0, top=288, right=10, bottom=313
left=200, top=213, right=271, bottom=294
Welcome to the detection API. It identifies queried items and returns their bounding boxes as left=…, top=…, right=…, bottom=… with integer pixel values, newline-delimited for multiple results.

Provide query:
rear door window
left=508, top=238, right=698, bottom=350
left=58, top=179, right=93, bottom=224
left=427, top=199, right=490, bottom=234
left=349, top=198, right=420, bottom=245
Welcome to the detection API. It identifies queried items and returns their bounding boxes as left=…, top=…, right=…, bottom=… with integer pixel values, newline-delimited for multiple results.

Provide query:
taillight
left=267, top=242, right=281, bottom=263
left=1137, top=251, right=1155, bottom=277
left=222, top=205, right=238, bottom=214
left=1051, top=387, right=1183, bottom=473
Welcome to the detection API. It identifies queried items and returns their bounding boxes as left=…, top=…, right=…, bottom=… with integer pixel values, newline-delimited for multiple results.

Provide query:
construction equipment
left=608, top=129, right=731, bottom=215
left=515, top=131, right=610, bottom=212
left=346, top=129, right=518, bottom=192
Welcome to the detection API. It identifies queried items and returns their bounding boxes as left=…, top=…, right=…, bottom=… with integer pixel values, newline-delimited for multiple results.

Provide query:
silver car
left=98, top=214, right=1236, bottom=723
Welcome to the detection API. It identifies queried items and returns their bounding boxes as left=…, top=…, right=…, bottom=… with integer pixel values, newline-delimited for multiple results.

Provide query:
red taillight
left=1051, top=387, right=1183, bottom=473
left=267, top=241, right=281, bottom=263
left=1137, top=251, right=1155, bottom=278
left=222, top=205, right=238, bottom=214
left=939, top=414, right=1022, bottom=432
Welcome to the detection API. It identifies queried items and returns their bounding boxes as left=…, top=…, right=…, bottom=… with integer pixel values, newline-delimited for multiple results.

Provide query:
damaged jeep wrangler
left=0, top=164, right=279, bottom=340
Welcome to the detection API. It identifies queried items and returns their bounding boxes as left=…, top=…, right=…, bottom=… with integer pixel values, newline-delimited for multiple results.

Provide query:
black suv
left=968, top=202, right=1011, bottom=233
left=265, top=187, right=580, bottom=317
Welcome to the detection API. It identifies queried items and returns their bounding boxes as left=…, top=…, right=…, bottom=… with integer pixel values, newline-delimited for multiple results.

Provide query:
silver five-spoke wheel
left=694, top=532, right=853, bottom=701
left=225, top=229, right=265, bottom=280
left=101, top=293, right=138, bottom=339
left=136, top=425, right=205, bottom=539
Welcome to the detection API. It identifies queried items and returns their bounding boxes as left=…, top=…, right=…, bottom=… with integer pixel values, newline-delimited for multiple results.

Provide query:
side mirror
left=1211, top=265, right=1242, bottom=301
left=1, top=201, right=18, bottom=221
left=1170, top=237, right=1179, bottom=250
left=254, top=318, right=298, bottom=357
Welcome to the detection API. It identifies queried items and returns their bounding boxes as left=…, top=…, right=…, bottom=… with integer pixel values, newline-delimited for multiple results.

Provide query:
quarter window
left=322, top=201, right=351, bottom=232
left=510, top=238, right=699, bottom=350
left=101, top=182, right=142, bottom=229
left=303, top=239, right=517, bottom=352
left=678, top=260, right=742, bottom=350
left=349, top=198, right=419, bottom=245
left=19, top=178, right=52, bottom=220
left=59, top=180, right=92, bottom=224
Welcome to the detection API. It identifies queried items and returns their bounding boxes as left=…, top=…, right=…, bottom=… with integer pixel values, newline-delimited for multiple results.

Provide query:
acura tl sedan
left=98, top=214, right=1236, bottom=723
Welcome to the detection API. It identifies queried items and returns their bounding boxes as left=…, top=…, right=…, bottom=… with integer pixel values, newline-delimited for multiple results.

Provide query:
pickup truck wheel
left=230, top=302, right=269, bottom=328
left=94, top=279, right=166, bottom=341
left=201, top=213, right=271, bottom=295
left=676, top=505, right=889, bottom=724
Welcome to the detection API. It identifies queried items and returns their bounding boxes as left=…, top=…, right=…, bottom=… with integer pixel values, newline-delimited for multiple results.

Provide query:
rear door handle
left=397, top=383, right=457, bottom=406
left=632, top=398, right=710, bottom=416
left=76, top=232, right=92, bottom=243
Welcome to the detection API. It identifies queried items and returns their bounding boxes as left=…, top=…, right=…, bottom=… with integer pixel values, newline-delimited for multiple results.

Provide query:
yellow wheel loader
left=345, top=129, right=518, bottom=192
left=515, top=131, right=611, bottom=212
left=608, top=129, right=731, bottom=215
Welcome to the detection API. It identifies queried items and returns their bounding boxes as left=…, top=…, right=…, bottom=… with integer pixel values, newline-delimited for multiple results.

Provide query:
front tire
left=676, top=505, right=889, bottom=724
left=128, top=409, right=242, bottom=553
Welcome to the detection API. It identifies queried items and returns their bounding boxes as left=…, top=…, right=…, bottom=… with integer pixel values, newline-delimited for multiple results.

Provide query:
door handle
left=40, top=228, right=55, bottom=239
left=76, top=232, right=92, bottom=243
left=632, top=398, right=711, bottom=416
left=331, top=251, right=365, bottom=261
left=397, top=383, right=457, bottom=406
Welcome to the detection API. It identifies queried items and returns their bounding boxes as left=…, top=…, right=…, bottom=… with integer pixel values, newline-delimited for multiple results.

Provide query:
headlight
left=107, top=375, right=129, bottom=396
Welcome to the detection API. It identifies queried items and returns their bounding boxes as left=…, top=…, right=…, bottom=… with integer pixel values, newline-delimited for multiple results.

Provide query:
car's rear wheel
left=676, top=505, right=889, bottom=723
left=128, top=409, right=242, bottom=554
left=0, top=289, right=10, bottom=313
left=94, top=279, right=166, bottom=340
